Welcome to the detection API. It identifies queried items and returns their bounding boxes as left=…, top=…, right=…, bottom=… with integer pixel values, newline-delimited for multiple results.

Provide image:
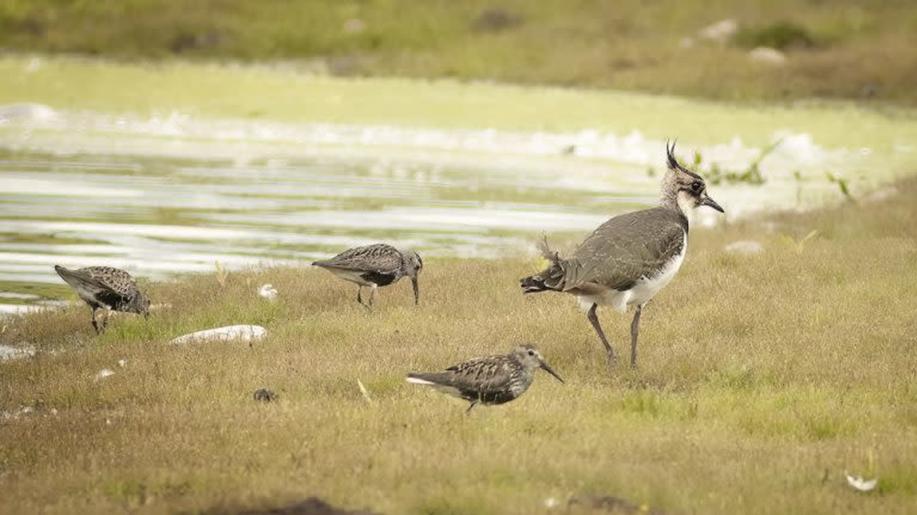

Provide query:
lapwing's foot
left=605, top=351, right=618, bottom=368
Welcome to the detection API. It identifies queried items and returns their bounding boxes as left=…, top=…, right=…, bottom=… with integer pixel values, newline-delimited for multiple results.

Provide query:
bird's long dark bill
left=540, top=361, right=564, bottom=383
left=411, top=277, right=420, bottom=305
left=701, top=196, right=725, bottom=213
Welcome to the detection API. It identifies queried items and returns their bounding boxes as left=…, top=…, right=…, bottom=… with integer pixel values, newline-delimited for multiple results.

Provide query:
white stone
left=698, top=19, right=738, bottom=44
left=118, top=359, right=128, bottom=367
left=749, top=47, right=787, bottom=65
left=846, top=473, right=877, bottom=492
left=95, top=368, right=115, bottom=381
left=0, top=344, right=36, bottom=361
left=724, top=240, right=764, bottom=255
left=258, top=283, right=279, bottom=300
left=170, top=324, right=267, bottom=345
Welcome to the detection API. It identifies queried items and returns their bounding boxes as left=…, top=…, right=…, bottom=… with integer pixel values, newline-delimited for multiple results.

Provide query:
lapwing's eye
left=691, top=181, right=703, bottom=193
left=528, top=350, right=535, bottom=356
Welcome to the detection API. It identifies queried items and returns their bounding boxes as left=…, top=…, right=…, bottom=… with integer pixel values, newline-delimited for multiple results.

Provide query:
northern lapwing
left=54, top=265, right=150, bottom=334
left=406, top=344, right=564, bottom=413
left=520, top=142, right=724, bottom=367
left=312, top=243, right=423, bottom=307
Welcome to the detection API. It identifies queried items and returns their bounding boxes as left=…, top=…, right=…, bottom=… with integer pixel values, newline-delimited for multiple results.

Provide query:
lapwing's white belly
left=577, top=231, right=687, bottom=313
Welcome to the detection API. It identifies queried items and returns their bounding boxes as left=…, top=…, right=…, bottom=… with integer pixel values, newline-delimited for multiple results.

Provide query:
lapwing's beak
left=411, top=276, right=420, bottom=305
left=539, top=360, right=565, bottom=384
left=701, top=195, right=724, bottom=213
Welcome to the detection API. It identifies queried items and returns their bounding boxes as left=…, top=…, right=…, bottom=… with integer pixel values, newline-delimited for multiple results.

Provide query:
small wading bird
left=406, top=344, right=564, bottom=413
left=520, top=142, right=724, bottom=367
left=312, top=243, right=423, bottom=308
left=54, top=265, right=150, bottom=334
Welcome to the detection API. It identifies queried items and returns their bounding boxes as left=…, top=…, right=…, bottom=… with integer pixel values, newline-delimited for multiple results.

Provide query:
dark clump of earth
left=216, top=496, right=378, bottom=515
left=253, top=388, right=277, bottom=402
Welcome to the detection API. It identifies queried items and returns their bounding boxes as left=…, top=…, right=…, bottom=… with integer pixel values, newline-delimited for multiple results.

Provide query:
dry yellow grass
left=1, top=181, right=916, bottom=514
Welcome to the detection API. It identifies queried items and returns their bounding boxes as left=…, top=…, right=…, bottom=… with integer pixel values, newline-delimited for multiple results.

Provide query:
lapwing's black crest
left=54, top=265, right=150, bottom=334
left=406, top=344, right=563, bottom=413
left=520, top=142, right=724, bottom=368
left=312, top=243, right=423, bottom=308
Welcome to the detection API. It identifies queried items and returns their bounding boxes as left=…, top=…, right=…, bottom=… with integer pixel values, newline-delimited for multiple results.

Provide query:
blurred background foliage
left=1, top=0, right=916, bottom=103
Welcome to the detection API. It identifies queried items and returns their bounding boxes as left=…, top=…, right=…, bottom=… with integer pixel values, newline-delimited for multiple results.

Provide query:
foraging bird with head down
left=520, top=142, right=724, bottom=368
left=406, top=344, right=564, bottom=413
left=54, top=265, right=150, bottom=334
left=312, top=243, right=423, bottom=308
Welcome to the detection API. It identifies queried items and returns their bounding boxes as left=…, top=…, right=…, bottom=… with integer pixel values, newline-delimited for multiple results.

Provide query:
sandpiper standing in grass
left=406, top=344, right=564, bottom=412
left=312, top=243, right=423, bottom=308
left=54, top=265, right=150, bottom=334
left=520, top=142, right=724, bottom=367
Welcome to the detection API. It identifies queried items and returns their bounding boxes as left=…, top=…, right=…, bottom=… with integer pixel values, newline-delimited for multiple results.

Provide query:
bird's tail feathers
left=54, top=265, right=90, bottom=288
left=406, top=374, right=437, bottom=386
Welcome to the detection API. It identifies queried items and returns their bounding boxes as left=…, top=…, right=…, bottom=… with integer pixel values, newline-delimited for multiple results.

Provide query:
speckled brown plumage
left=54, top=265, right=150, bottom=334
left=312, top=243, right=423, bottom=307
left=406, top=344, right=563, bottom=412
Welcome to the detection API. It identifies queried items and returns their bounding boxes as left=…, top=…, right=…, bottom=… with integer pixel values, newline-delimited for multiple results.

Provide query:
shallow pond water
left=0, top=102, right=892, bottom=306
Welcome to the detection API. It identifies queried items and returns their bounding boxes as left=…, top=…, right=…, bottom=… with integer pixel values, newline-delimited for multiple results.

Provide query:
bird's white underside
left=326, top=268, right=376, bottom=287
left=75, top=284, right=112, bottom=309
left=576, top=230, right=687, bottom=313
left=406, top=376, right=463, bottom=399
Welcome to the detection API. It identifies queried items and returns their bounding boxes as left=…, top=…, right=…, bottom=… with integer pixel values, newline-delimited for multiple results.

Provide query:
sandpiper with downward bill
left=54, top=265, right=150, bottom=334
left=312, top=243, right=423, bottom=308
left=406, top=344, right=564, bottom=413
left=520, top=142, right=724, bottom=368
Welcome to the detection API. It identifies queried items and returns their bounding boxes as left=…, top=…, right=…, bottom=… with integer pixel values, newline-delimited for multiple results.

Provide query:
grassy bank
left=1, top=177, right=915, bottom=513
left=1, top=1, right=916, bottom=105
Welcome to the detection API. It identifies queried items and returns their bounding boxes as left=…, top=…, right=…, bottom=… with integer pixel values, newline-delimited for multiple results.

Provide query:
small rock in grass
left=253, top=388, right=277, bottom=402
left=170, top=325, right=267, bottom=345
left=95, top=368, right=115, bottom=381
left=117, top=359, right=128, bottom=367
left=0, top=344, right=36, bottom=362
left=698, top=19, right=738, bottom=44
left=749, top=46, right=787, bottom=65
left=724, top=240, right=764, bottom=255
left=846, top=473, right=877, bottom=492
left=258, top=283, right=279, bottom=301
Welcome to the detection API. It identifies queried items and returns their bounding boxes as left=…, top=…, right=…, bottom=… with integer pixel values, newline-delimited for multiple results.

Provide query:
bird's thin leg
left=90, top=307, right=101, bottom=334
left=466, top=400, right=478, bottom=414
left=368, top=284, right=377, bottom=308
left=630, top=304, right=644, bottom=369
left=99, top=309, right=110, bottom=334
left=357, top=286, right=364, bottom=305
left=587, top=303, right=616, bottom=363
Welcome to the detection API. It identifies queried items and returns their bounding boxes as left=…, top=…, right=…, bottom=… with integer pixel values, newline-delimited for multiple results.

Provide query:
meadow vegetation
left=1, top=0, right=917, bottom=104
left=1, top=177, right=915, bottom=514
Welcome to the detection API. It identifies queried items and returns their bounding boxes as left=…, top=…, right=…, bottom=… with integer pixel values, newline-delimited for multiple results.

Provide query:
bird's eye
left=527, top=350, right=535, bottom=356
left=691, top=181, right=703, bottom=193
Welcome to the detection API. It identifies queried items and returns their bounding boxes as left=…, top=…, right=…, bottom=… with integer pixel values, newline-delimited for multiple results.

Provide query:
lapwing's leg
left=90, top=307, right=101, bottom=334
left=466, top=400, right=478, bottom=414
left=630, top=304, right=644, bottom=368
left=357, top=286, right=364, bottom=305
left=587, top=303, right=616, bottom=363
